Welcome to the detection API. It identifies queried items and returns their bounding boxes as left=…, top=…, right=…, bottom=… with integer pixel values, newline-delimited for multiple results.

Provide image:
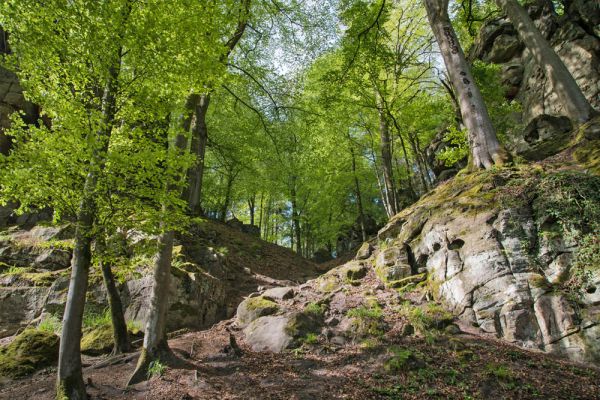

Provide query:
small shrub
left=384, top=346, right=425, bottom=372
left=147, top=360, right=167, bottom=379
left=82, top=308, right=111, bottom=329
left=486, top=363, right=512, bottom=380
left=301, top=333, right=319, bottom=345
left=347, top=301, right=385, bottom=338
left=304, top=302, right=326, bottom=317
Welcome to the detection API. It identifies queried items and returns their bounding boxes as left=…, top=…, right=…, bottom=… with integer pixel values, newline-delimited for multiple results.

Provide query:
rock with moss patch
left=0, top=329, right=59, bottom=378
left=80, top=324, right=115, bottom=356
left=355, top=242, right=373, bottom=260
left=236, top=296, right=279, bottom=328
left=0, top=287, right=48, bottom=338
left=374, top=247, right=412, bottom=285
left=338, top=262, right=368, bottom=282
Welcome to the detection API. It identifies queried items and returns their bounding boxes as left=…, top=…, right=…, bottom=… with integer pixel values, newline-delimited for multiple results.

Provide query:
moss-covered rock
left=236, top=296, right=279, bottom=327
left=80, top=324, right=114, bottom=356
left=0, top=329, right=59, bottom=378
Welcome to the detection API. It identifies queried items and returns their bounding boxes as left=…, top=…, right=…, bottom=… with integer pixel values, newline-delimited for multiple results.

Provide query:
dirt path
left=2, top=320, right=599, bottom=400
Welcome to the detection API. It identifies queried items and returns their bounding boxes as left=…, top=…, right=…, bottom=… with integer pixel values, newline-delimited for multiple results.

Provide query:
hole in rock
left=433, top=243, right=441, bottom=251
left=587, top=286, right=597, bottom=294
left=448, top=239, right=465, bottom=250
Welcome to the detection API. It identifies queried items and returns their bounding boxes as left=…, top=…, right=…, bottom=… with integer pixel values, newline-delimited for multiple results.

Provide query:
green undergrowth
left=398, top=302, right=454, bottom=335
left=79, top=309, right=141, bottom=355
left=347, top=299, right=385, bottom=338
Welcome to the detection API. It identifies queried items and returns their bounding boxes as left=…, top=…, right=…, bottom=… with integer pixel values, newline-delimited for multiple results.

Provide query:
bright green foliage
left=437, top=126, right=469, bottom=167
left=384, top=346, right=416, bottom=372
left=147, top=359, right=167, bottom=379
left=0, top=0, right=237, bottom=237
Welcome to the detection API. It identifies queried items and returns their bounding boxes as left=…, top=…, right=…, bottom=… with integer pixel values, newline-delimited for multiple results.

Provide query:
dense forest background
left=0, top=0, right=599, bottom=399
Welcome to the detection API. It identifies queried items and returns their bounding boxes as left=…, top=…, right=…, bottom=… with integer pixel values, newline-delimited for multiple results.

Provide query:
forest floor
left=2, top=319, right=599, bottom=400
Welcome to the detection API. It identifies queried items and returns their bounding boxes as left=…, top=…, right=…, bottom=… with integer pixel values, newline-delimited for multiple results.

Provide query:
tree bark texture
left=127, top=131, right=188, bottom=386
left=424, top=0, right=508, bottom=170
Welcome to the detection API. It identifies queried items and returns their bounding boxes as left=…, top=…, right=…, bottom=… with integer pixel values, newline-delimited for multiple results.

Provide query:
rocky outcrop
left=236, top=141, right=600, bottom=365
left=0, top=220, right=319, bottom=338
left=0, top=28, right=40, bottom=156
left=373, top=153, right=600, bottom=364
left=470, top=1, right=600, bottom=159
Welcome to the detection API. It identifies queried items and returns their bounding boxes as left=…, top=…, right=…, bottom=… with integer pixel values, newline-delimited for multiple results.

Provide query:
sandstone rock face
left=470, top=2, right=600, bottom=160
left=0, top=287, right=47, bottom=337
left=243, top=315, right=294, bottom=352
left=121, top=269, right=226, bottom=332
left=374, top=169, right=600, bottom=364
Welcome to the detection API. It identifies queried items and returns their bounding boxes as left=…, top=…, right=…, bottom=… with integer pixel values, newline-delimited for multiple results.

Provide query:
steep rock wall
left=376, top=135, right=600, bottom=364
left=470, top=1, right=600, bottom=159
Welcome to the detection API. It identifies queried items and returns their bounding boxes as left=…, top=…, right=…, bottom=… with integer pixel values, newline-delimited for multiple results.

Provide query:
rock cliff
left=236, top=128, right=600, bottom=364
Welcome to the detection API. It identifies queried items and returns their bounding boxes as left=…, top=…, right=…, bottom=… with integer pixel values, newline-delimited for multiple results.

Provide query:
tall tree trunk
left=220, top=170, right=235, bottom=222
left=377, top=98, right=398, bottom=218
left=496, top=0, right=597, bottom=124
left=128, top=130, right=188, bottom=386
left=348, top=135, right=367, bottom=242
left=258, top=193, right=264, bottom=233
left=184, top=93, right=210, bottom=215
left=424, top=0, right=508, bottom=170
left=290, top=177, right=301, bottom=255
left=100, top=260, right=130, bottom=355
left=386, top=113, right=417, bottom=200
left=366, top=127, right=390, bottom=217
left=56, top=49, right=123, bottom=400
left=248, top=194, right=256, bottom=226
left=408, top=131, right=429, bottom=192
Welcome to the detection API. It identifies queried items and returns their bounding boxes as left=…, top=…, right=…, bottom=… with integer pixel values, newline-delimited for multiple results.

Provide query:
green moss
left=0, top=329, right=60, bottom=378
left=245, top=296, right=279, bottom=312
left=389, top=273, right=426, bottom=289
left=303, top=301, right=327, bottom=317
left=574, top=141, right=600, bottom=175
left=80, top=324, right=114, bottom=355
left=530, top=275, right=551, bottom=289
left=0, top=267, right=68, bottom=287
left=347, top=301, right=385, bottom=338
left=399, top=302, right=454, bottom=333
left=317, top=276, right=339, bottom=293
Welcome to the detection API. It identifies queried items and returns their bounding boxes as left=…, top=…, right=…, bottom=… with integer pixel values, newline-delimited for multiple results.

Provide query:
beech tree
left=496, top=0, right=597, bottom=124
left=1, top=1, right=227, bottom=398
left=424, top=0, right=508, bottom=169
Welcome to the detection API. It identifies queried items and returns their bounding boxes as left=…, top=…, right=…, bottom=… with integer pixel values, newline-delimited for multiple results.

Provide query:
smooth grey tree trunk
left=377, top=103, right=398, bottom=218
left=349, top=139, right=367, bottom=242
left=127, top=131, right=188, bottom=386
left=496, top=0, right=596, bottom=124
left=424, top=0, right=508, bottom=170
left=56, top=58, right=121, bottom=400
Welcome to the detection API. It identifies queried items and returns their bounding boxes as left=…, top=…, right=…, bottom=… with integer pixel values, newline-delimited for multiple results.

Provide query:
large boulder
left=376, top=166, right=600, bottom=364
left=0, top=329, right=60, bottom=378
left=121, top=268, right=227, bottom=332
left=0, top=287, right=48, bottom=338
left=235, top=296, right=279, bottom=328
